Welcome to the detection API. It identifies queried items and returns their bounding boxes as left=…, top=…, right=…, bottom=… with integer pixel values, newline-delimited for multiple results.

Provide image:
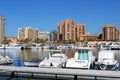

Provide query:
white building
left=38, top=32, right=50, bottom=41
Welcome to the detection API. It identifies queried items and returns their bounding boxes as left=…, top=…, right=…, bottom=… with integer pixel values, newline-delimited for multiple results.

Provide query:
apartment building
left=0, top=16, right=5, bottom=44
left=119, top=33, right=120, bottom=41
left=50, top=30, right=57, bottom=42
left=102, top=24, right=119, bottom=41
left=18, top=27, right=38, bottom=43
left=73, top=24, right=85, bottom=41
left=57, top=18, right=85, bottom=42
left=38, top=32, right=49, bottom=41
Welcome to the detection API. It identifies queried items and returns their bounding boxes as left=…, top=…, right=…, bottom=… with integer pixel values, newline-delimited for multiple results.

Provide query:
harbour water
left=0, top=48, right=77, bottom=66
left=0, top=48, right=120, bottom=80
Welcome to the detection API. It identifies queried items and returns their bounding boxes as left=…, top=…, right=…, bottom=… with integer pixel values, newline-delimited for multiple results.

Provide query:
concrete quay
left=0, top=66, right=120, bottom=80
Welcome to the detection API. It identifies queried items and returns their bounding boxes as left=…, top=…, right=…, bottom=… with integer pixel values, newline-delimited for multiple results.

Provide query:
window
left=78, top=49, right=89, bottom=60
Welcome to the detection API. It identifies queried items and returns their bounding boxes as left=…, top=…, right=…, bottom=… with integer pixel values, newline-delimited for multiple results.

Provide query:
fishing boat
left=24, top=58, right=42, bottom=67
left=39, top=50, right=68, bottom=68
left=65, top=47, right=95, bottom=69
left=95, top=50, right=119, bottom=70
left=0, top=55, right=13, bottom=65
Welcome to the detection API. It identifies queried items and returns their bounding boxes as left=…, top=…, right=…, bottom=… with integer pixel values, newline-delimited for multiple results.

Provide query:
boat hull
left=98, top=64, right=118, bottom=70
left=24, top=61, right=39, bottom=67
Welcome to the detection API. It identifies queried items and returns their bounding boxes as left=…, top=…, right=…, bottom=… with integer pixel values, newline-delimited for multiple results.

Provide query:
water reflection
left=0, top=49, right=51, bottom=66
left=0, top=49, right=21, bottom=59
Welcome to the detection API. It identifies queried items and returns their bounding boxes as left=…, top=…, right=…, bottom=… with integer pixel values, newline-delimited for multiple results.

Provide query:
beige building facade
left=0, top=16, right=5, bottom=44
left=73, top=24, right=85, bottom=41
left=6, top=36, right=18, bottom=43
left=119, top=33, right=120, bottom=41
left=18, top=27, right=38, bottom=42
left=57, top=18, right=85, bottom=42
left=102, top=24, right=119, bottom=41
left=80, top=34, right=101, bottom=41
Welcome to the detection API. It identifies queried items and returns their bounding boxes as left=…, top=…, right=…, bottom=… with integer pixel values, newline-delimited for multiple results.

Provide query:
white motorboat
left=0, top=46, right=5, bottom=49
left=1, top=43, right=23, bottom=50
left=65, top=47, right=95, bottom=69
left=24, top=58, right=42, bottom=67
left=0, top=55, right=13, bottom=65
left=39, top=50, right=68, bottom=68
left=6, top=43, right=23, bottom=50
left=95, top=50, right=119, bottom=70
left=108, top=44, right=120, bottom=50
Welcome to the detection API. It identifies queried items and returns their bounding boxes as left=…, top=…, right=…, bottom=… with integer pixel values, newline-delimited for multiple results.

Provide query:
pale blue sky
left=0, top=0, right=120, bottom=36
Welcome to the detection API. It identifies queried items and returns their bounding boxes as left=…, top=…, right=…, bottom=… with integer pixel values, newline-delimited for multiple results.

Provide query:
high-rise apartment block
left=102, top=24, right=119, bottom=41
left=50, top=30, right=57, bottom=42
left=0, top=16, right=5, bottom=44
left=18, top=27, right=38, bottom=42
left=73, top=24, right=85, bottom=41
left=57, top=18, right=85, bottom=42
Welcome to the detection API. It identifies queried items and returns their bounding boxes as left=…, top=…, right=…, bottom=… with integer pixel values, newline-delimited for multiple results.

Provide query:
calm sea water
left=0, top=48, right=76, bottom=66
left=1, top=49, right=119, bottom=65
left=0, top=48, right=120, bottom=80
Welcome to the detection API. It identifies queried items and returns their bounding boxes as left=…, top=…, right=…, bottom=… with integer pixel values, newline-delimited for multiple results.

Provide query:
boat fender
left=50, top=63, right=53, bottom=66
left=100, top=64, right=107, bottom=70
left=111, top=63, right=119, bottom=71
left=63, top=62, right=66, bottom=68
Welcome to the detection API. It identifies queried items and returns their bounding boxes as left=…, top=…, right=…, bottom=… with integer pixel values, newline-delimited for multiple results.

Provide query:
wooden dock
left=0, top=66, right=120, bottom=80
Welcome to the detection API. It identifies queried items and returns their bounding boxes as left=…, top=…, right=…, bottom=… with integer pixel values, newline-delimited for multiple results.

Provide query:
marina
left=0, top=0, right=120, bottom=80
left=0, top=46, right=119, bottom=80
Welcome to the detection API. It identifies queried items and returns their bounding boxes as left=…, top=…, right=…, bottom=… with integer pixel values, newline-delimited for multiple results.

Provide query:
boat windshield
left=78, top=49, right=89, bottom=60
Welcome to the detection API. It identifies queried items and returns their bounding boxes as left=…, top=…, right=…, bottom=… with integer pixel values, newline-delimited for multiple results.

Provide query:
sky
left=0, top=0, right=120, bottom=36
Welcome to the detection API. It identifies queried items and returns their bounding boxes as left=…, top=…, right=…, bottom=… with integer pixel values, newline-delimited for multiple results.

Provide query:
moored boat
left=24, top=58, right=42, bottom=67
left=108, top=44, right=120, bottom=50
left=65, top=47, right=95, bottom=69
left=95, top=50, right=119, bottom=70
left=39, top=50, right=68, bottom=68
left=1, top=43, right=23, bottom=50
left=0, top=55, right=13, bottom=65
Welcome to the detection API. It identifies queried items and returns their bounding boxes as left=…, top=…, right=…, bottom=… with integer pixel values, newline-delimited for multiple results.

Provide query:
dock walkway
left=0, top=66, right=120, bottom=80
